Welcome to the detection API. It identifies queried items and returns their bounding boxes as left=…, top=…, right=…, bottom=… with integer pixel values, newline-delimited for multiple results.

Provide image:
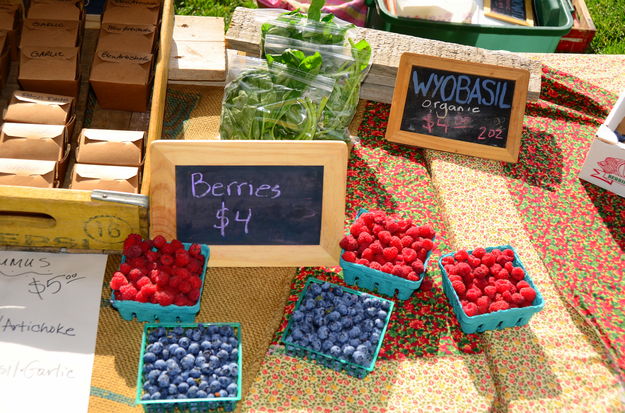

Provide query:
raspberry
left=452, top=280, right=466, bottom=297
left=119, top=263, right=132, bottom=275
left=381, top=262, right=394, bottom=274
left=465, top=288, right=482, bottom=302
left=495, top=269, right=509, bottom=280
left=417, top=248, right=428, bottom=262
left=140, top=283, right=157, bottom=297
left=463, top=302, right=479, bottom=317
left=152, top=235, right=167, bottom=249
left=119, top=284, right=137, bottom=300
left=155, top=290, right=175, bottom=306
left=160, top=243, right=175, bottom=255
left=503, top=249, right=515, bottom=259
left=495, top=279, right=513, bottom=294
left=136, top=276, right=152, bottom=289
left=372, top=224, right=384, bottom=235
left=397, top=219, right=413, bottom=233
left=178, top=280, right=192, bottom=294
left=468, top=256, right=481, bottom=268
left=350, top=223, right=368, bottom=237
left=473, top=278, right=488, bottom=291
left=473, top=265, right=488, bottom=279
left=127, top=256, right=147, bottom=269
left=128, top=268, right=143, bottom=282
left=384, top=218, right=400, bottom=234
left=174, top=294, right=189, bottom=306
left=511, top=267, right=525, bottom=282
left=411, top=241, right=422, bottom=251
left=496, top=255, right=509, bottom=266
left=140, top=240, right=152, bottom=253
left=504, top=261, right=514, bottom=272
left=390, top=236, right=403, bottom=251
left=394, top=255, right=405, bottom=265
left=160, top=254, right=174, bottom=266
left=488, top=264, right=502, bottom=277
left=110, top=272, right=128, bottom=290
left=361, top=248, right=374, bottom=261
left=357, top=232, right=374, bottom=247
left=519, top=287, right=536, bottom=303
left=342, top=251, right=357, bottom=262
left=516, top=280, right=530, bottom=290
left=175, top=250, right=191, bottom=267
left=391, top=265, right=408, bottom=277
left=369, top=261, right=382, bottom=271
left=186, top=259, right=203, bottom=275
left=402, top=247, right=417, bottom=263
left=411, top=259, right=424, bottom=274
left=455, top=262, right=472, bottom=277
left=448, top=274, right=463, bottom=283
left=359, top=212, right=376, bottom=227
left=484, top=285, right=497, bottom=299
left=123, top=233, right=142, bottom=248
left=190, top=276, right=202, bottom=289
left=339, top=235, right=358, bottom=251
left=405, top=226, right=420, bottom=238
left=170, top=239, right=184, bottom=251
left=373, top=254, right=386, bottom=265
left=382, top=247, right=398, bottom=261
left=400, top=235, right=414, bottom=248
left=156, top=271, right=170, bottom=287
left=491, top=248, right=501, bottom=257
left=369, top=240, right=383, bottom=254
left=421, top=238, right=434, bottom=251
left=511, top=293, right=525, bottom=306
left=124, top=244, right=143, bottom=259
left=454, top=250, right=469, bottom=262
left=481, top=253, right=495, bottom=267
left=476, top=296, right=490, bottom=314
left=441, top=256, right=455, bottom=266
left=416, top=224, right=435, bottom=239
left=471, top=247, right=486, bottom=259
left=187, top=243, right=202, bottom=258
left=135, top=291, right=149, bottom=303
left=145, top=250, right=159, bottom=263
left=406, top=272, right=419, bottom=281
left=488, top=276, right=496, bottom=286
left=502, top=290, right=513, bottom=302
left=187, top=288, right=201, bottom=303
left=489, top=301, right=510, bottom=312
left=169, top=275, right=181, bottom=289
left=356, top=258, right=370, bottom=266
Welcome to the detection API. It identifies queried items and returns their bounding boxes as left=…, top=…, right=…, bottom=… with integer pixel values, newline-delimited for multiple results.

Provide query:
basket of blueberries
left=136, top=323, right=242, bottom=412
left=281, top=278, right=394, bottom=378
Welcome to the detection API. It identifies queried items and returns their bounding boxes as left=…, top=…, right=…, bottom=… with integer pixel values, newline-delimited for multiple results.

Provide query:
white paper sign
left=0, top=251, right=107, bottom=413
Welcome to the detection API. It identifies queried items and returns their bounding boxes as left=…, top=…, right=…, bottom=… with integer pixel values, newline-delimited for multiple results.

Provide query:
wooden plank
left=225, top=7, right=542, bottom=102
left=173, top=15, right=224, bottom=42
left=169, top=40, right=226, bottom=81
left=149, top=140, right=348, bottom=267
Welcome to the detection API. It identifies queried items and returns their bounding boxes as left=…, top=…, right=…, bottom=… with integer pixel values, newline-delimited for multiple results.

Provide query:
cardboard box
left=27, top=0, right=83, bottom=21
left=0, top=2, right=20, bottom=60
left=89, top=49, right=153, bottom=112
left=579, top=90, right=625, bottom=198
left=0, top=31, right=10, bottom=89
left=97, top=22, right=156, bottom=54
left=0, top=122, right=67, bottom=161
left=70, top=163, right=139, bottom=193
left=18, top=46, right=80, bottom=97
left=101, top=0, right=161, bottom=26
left=76, top=128, right=144, bottom=166
left=20, top=18, right=80, bottom=48
left=0, top=158, right=59, bottom=188
left=4, top=90, right=74, bottom=125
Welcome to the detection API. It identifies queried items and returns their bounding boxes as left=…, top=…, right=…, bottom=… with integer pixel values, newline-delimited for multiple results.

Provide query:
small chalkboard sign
left=484, top=0, right=534, bottom=26
left=149, top=140, right=348, bottom=267
left=386, top=53, right=529, bottom=163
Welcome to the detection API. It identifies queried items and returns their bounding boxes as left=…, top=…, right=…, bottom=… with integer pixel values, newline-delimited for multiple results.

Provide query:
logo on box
left=591, top=157, right=625, bottom=186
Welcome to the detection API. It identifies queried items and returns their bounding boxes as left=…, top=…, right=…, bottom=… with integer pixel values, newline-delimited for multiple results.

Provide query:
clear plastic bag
left=220, top=55, right=335, bottom=140
left=264, top=34, right=372, bottom=141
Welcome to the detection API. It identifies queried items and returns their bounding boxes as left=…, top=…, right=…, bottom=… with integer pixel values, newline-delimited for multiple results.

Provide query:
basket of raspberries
left=136, top=323, right=241, bottom=412
left=439, top=245, right=545, bottom=334
left=339, top=209, right=436, bottom=300
left=109, top=234, right=209, bottom=322
left=282, top=278, right=394, bottom=379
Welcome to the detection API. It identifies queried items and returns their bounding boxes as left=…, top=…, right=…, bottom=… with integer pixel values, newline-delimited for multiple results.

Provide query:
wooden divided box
left=555, top=0, right=596, bottom=53
left=0, top=0, right=174, bottom=252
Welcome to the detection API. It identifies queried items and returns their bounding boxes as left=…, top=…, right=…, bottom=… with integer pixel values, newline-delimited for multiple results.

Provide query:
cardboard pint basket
left=89, top=49, right=153, bottom=112
left=18, top=46, right=80, bottom=97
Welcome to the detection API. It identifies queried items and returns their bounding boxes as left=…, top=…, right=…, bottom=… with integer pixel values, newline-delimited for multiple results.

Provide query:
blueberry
left=348, top=338, right=361, bottom=347
left=207, top=325, right=219, bottom=334
left=166, top=359, right=181, bottom=375
left=194, top=355, right=206, bottom=367
left=154, top=359, right=166, bottom=370
left=366, top=306, right=378, bottom=317
left=230, top=348, right=239, bottom=362
left=211, top=339, right=223, bottom=349
left=178, top=337, right=191, bottom=349
left=174, top=347, right=187, bottom=359
left=228, top=337, right=239, bottom=347
left=362, top=319, right=374, bottom=332
left=158, top=336, right=170, bottom=346
left=196, top=390, right=208, bottom=398
left=155, top=327, right=167, bottom=337
left=310, top=338, right=322, bottom=351
left=149, top=342, right=163, bottom=355
left=327, top=311, right=341, bottom=321
left=304, top=298, right=315, bottom=310
left=340, top=318, right=353, bottom=329
left=218, top=389, right=228, bottom=397
left=151, top=391, right=162, bottom=400
left=349, top=326, right=362, bottom=338
left=220, top=342, right=233, bottom=353
left=321, top=340, right=334, bottom=352
left=177, top=382, right=189, bottom=394
left=200, top=340, right=212, bottom=351
left=329, top=346, right=342, bottom=357
left=168, top=384, right=178, bottom=395
left=192, top=330, right=202, bottom=342
left=342, top=345, right=355, bottom=357
left=221, top=364, right=232, bottom=376
left=336, top=304, right=348, bottom=316
left=337, top=332, right=349, bottom=344
left=141, top=394, right=151, bottom=401
left=189, top=368, right=202, bottom=378
left=356, top=344, right=369, bottom=354
left=180, top=371, right=190, bottom=381
left=147, top=369, right=160, bottom=383
left=299, top=335, right=310, bottom=346
left=176, top=394, right=187, bottom=399
left=347, top=307, right=358, bottom=317
left=334, top=287, right=344, bottom=297
left=187, top=385, right=198, bottom=398
left=186, top=377, right=196, bottom=386
left=188, top=342, right=200, bottom=355
left=208, top=356, right=220, bottom=369
left=292, top=310, right=305, bottom=322
left=321, top=282, right=331, bottom=291
left=185, top=329, right=194, bottom=339
left=218, top=375, right=232, bottom=387
left=217, top=349, right=229, bottom=360
left=172, top=375, right=184, bottom=385
left=329, top=321, right=342, bottom=332
left=173, top=326, right=184, bottom=336
left=168, top=343, right=180, bottom=354
left=209, top=380, right=221, bottom=393
left=381, top=300, right=391, bottom=311
left=198, top=381, right=209, bottom=391
left=353, top=314, right=364, bottom=324
left=353, top=350, right=369, bottom=365
left=181, top=354, right=195, bottom=370
left=226, top=382, right=238, bottom=395
left=161, top=349, right=170, bottom=360
left=142, top=363, right=154, bottom=374
left=374, top=319, right=386, bottom=329
left=317, top=326, right=330, bottom=340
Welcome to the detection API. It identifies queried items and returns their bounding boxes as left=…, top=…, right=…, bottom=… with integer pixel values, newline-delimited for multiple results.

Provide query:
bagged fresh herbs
left=219, top=55, right=335, bottom=140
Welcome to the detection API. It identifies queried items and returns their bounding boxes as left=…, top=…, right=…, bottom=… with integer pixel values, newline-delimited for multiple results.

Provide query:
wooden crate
left=556, top=0, right=596, bottom=53
left=0, top=0, right=174, bottom=253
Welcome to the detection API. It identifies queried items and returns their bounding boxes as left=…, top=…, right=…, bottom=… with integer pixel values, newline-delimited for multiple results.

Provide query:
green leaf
left=308, top=0, right=325, bottom=21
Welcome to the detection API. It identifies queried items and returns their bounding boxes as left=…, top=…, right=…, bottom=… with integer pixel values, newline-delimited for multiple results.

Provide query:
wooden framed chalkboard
left=386, top=53, right=529, bottom=163
left=484, top=0, right=534, bottom=26
left=148, top=140, right=348, bottom=267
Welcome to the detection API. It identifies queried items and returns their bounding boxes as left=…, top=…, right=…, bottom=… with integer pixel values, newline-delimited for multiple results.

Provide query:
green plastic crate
left=365, top=0, right=574, bottom=52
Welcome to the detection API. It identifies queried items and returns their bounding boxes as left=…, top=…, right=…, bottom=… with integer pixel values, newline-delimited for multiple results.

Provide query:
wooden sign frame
left=484, top=0, right=534, bottom=26
left=149, top=140, right=348, bottom=267
left=386, top=53, right=529, bottom=163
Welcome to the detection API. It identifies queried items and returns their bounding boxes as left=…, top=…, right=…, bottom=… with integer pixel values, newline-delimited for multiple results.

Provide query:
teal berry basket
left=340, top=209, right=434, bottom=300
left=136, top=322, right=242, bottom=413
left=111, top=243, right=210, bottom=323
left=281, top=277, right=394, bottom=379
left=439, top=245, right=545, bottom=334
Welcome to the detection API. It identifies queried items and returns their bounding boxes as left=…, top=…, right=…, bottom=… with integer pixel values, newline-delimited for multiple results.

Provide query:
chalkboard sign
left=386, top=54, right=529, bottom=163
left=149, top=140, right=348, bottom=267
left=484, top=0, right=534, bottom=26
left=175, top=165, right=323, bottom=245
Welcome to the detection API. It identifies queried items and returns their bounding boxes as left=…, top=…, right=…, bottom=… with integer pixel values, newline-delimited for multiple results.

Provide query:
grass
left=174, top=0, right=624, bottom=53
